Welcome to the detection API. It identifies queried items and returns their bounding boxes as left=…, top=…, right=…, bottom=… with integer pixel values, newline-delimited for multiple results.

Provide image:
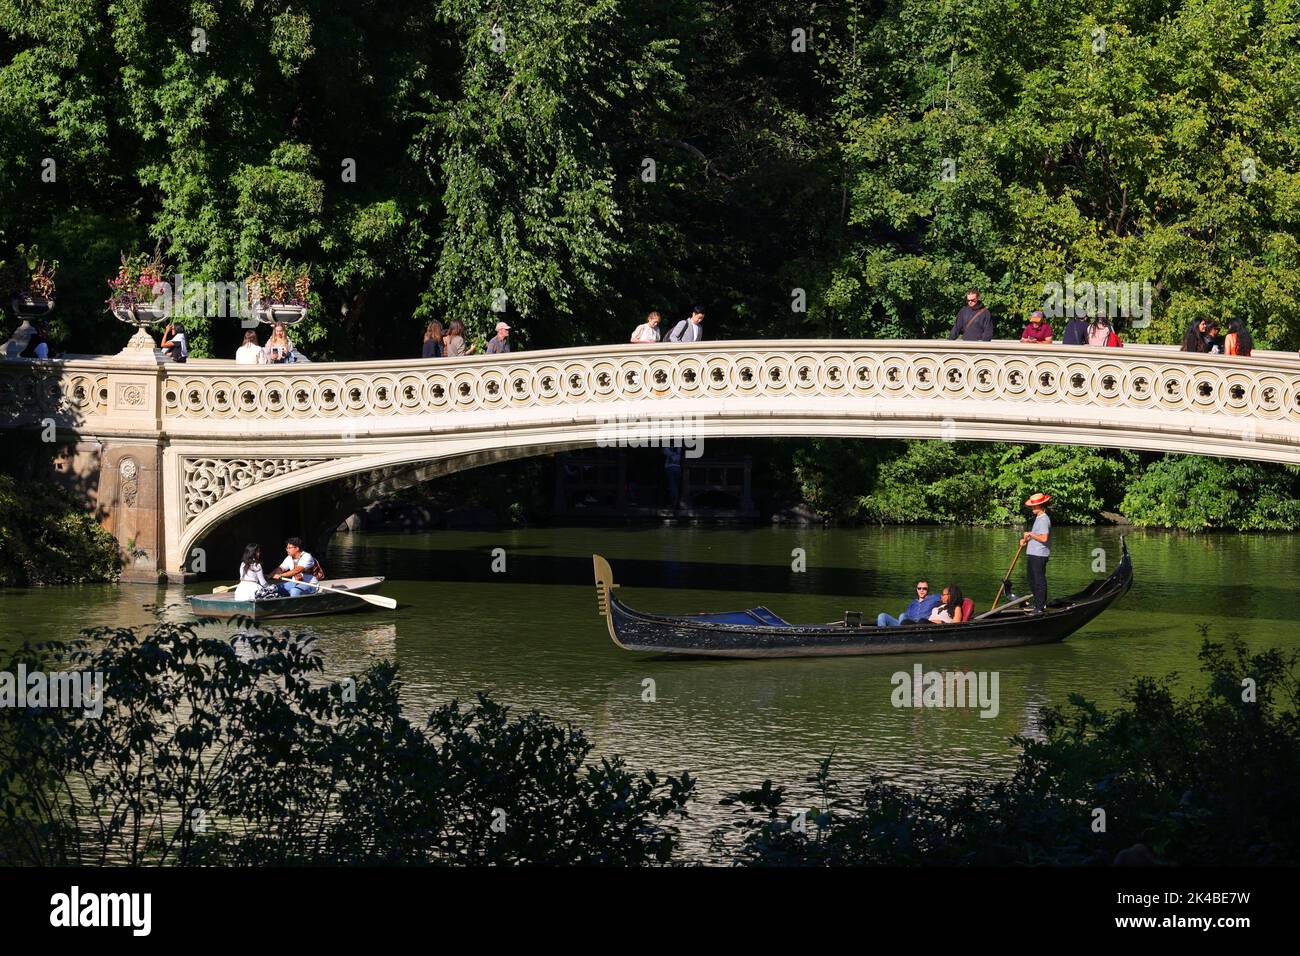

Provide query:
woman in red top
left=1225, top=318, right=1253, bottom=356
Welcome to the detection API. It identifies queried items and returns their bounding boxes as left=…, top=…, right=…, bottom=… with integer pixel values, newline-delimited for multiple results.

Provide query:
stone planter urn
left=111, top=303, right=169, bottom=359
left=255, top=303, right=308, bottom=326
left=3, top=294, right=54, bottom=358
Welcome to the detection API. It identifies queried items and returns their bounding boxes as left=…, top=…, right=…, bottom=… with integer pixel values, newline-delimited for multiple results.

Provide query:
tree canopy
left=2, top=0, right=1294, bottom=358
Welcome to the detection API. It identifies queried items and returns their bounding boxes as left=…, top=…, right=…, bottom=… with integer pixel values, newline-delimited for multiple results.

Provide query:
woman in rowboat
left=234, top=543, right=270, bottom=601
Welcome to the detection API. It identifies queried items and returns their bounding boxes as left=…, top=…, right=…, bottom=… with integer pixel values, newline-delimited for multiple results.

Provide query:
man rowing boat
left=272, top=537, right=325, bottom=596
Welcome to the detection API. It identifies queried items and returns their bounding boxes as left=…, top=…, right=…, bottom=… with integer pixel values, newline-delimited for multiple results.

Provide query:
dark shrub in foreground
left=713, top=632, right=1300, bottom=865
left=0, top=618, right=693, bottom=865
left=2, top=620, right=1295, bottom=865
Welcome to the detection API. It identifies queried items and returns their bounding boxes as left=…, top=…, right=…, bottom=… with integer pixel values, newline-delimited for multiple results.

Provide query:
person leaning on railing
left=422, top=320, right=445, bottom=358
left=444, top=319, right=476, bottom=356
left=236, top=330, right=267, bottom=364
left=263, top=322, right=296, bottom=363
left=1224, top=318, right=1253, bottom=356
left=485, top=321, right=511, bottom=354
left=948, top=288, right=993, bottom=341
left=1020, top=310, right=1053, bottom=344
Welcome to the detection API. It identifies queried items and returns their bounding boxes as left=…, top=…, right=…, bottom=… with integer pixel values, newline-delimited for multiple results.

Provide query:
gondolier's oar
left=989, top=539, right=1027, bottom=612
left=210, top=580, right=397, bottom=610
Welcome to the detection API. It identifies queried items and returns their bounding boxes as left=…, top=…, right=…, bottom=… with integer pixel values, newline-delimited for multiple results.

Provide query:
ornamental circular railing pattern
left=4, top=345, right=1300, bottom=433
left=0, top=365, right=112, bottom=423
left=153, top=347, right=1300, bottom=424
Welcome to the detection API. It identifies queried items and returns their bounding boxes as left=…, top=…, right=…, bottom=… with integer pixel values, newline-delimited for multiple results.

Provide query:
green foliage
left=1120, top=455, right=1300, bottom=530
left=0, top=619, right=693, bottom=865
left=848, top=440, right=1136, bottom=526
left=425, top=0, right=686, bottom=344
left=859, top=441, right=1006, bottom=525
left=714, top=633, right=1300, bottom=865
left=0, top=473, right=119, bottom=586
left=790, top=438, right=903, bottom=521
left=791, top=437, right=1297, bottom=532
left=821, top=0, right=1300, bottom=346
left=3, top=1, right=1298, bottom=352
left=987, top=445, right=1137, bottom=525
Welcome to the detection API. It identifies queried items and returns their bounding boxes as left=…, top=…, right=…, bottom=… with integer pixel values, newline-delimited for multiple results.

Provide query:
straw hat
left=1024, top=492, right=1053, bottom=508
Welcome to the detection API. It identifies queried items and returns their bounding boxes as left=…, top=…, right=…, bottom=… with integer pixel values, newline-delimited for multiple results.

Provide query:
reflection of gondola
left=189, top=576, right=387, bottom=622
left=592, top=541, right=1133, bottom=659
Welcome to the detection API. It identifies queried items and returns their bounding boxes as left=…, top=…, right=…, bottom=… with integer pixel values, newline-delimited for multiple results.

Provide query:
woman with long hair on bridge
left=1225, top=318, right=1254, bottom=357
left=422, top=320, right=445, bottom=358
left=1180, top=319, right=1210, bottom=353
left=445, top=320, right=476, bottom=356
left=263, top=321, right=303, bottom=363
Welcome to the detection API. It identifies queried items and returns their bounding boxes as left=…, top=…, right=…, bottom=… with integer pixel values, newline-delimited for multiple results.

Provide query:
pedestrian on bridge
left=236, top=330, right=266, bottom=364
left=422, top=320, right=445, bottom=358
left=948, top=288, right=993, bottom=341
left=444, top=320, right=476, bottom=357
left=1180, top=319, right=1213, bottom=354
left=486, top=321, right=511, bottom=354
left=668, top=306, right=705, bottom=343
left=1225, top=318, right=1253, bottom=356
left=1062, top=313, right=1089, bottom=345
left=1020, top=310, right=1053, bottom=344
left=631, top=311, right=662, bottom=344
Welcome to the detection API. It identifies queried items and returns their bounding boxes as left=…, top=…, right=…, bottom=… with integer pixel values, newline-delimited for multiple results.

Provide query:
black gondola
left=592, top=539, right=1133, bottom=658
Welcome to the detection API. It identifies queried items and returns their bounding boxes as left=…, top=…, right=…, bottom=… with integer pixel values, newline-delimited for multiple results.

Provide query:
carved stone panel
left=183, top=457, right=330, bottom=526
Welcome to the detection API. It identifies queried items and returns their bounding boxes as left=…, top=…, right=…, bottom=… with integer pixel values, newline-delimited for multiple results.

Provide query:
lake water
left=2, top=524, right=1295, bottom=850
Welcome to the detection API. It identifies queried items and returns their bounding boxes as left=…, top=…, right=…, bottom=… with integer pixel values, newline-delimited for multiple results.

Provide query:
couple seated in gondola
left=876, top=581, right=970, bottom=627
left=235, top=538, right=326, bottom=601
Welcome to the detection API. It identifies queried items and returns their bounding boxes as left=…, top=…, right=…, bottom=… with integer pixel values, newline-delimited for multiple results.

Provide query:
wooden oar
left=989, top=539, right=1027, bottom=612
left=299, top=580, right=397, bottom=610
left=211, top=579, right=396, bottom=610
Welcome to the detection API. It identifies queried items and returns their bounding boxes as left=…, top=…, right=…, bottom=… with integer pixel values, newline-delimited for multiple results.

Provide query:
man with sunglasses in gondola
left=876, top=580, right=943, bottom=628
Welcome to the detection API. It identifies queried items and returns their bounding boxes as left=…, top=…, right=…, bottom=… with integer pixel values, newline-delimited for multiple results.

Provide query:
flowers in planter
left=28, top=260, right=56, bottom=299
left=247, top=266, right=310, bottom=309
left=246, top=264, right=310, bottom=325
left=107, top=249, right=171, bottom=316
left=1, top=247, right=58, bottom=308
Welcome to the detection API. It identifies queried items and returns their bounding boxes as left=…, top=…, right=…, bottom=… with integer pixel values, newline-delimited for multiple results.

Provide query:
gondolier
left=1021, top=493, right=1052, bottom=613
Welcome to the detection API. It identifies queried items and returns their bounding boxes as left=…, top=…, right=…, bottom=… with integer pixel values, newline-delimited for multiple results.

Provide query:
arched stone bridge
left=4, top=340, right=1300, bottom=579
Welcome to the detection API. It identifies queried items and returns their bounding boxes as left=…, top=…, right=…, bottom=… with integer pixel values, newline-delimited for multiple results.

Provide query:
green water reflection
left=2, top=525, right=1295, bottom=847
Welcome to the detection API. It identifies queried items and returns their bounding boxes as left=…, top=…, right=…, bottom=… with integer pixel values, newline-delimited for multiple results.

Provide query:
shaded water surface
left=3, top=526, right=1295, bottom=849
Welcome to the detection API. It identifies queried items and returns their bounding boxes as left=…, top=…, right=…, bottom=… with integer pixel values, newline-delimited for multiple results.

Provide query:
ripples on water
left=2, top=525, right=1296, bottom=854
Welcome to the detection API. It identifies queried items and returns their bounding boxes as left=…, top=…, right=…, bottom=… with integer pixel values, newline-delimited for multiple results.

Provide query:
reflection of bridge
left=4, top=340, right=1300, bottom=579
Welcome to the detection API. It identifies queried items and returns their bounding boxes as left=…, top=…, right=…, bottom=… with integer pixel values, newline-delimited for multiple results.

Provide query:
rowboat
left=592, top=541, right=1132, bottom=658
left=189, top=576, right=388, bottom=621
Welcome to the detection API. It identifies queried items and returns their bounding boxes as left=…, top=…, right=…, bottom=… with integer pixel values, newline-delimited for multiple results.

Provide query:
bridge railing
left=2, top=340, right=1299, bottom=433
left=152, top=340, right=1300, bottom=427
